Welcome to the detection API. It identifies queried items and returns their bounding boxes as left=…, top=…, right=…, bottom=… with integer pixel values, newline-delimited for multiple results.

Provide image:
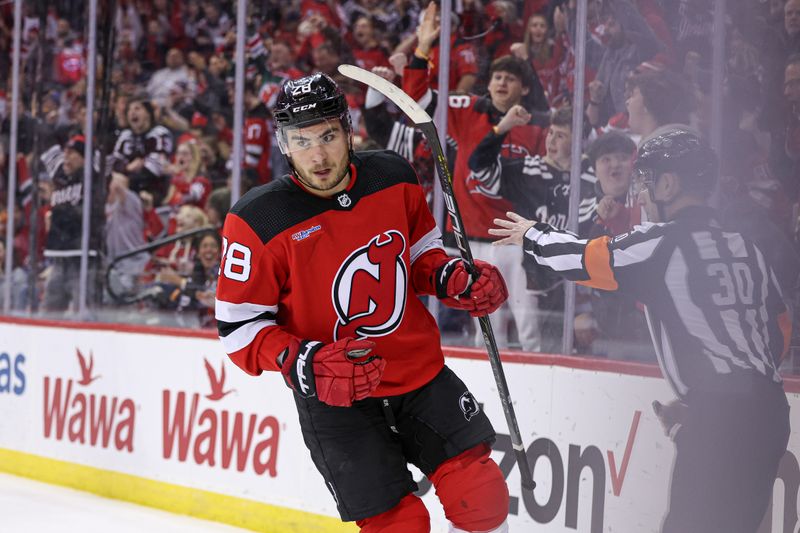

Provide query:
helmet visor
left=276, top=118, right=348, bottom=155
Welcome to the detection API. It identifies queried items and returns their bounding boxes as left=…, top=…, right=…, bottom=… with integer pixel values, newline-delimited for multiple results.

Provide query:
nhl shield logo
left=337, top=192, right=352, bottom=208
left=459, top=391, right=480, bottom=421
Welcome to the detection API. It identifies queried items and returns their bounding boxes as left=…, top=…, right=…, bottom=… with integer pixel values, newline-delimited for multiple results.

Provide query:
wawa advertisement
left=1, top=320, right=798, bottom=532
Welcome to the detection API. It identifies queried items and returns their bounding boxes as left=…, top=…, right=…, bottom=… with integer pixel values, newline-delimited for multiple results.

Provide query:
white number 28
left=221, top=238, right=252, bottom=282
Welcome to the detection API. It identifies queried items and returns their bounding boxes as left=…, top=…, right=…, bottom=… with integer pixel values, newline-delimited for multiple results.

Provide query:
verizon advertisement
left=0, top=320, right=798, bottom=532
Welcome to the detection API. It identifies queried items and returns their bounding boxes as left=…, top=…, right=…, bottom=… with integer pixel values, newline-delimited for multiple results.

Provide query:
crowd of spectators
left=0, top=0, right=797, bottom=360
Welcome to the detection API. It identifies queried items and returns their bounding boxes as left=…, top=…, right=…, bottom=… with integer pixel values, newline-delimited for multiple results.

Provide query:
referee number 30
left=707, top=261, right=754, bottom=306
left=221, top=238, right=252, bottom=282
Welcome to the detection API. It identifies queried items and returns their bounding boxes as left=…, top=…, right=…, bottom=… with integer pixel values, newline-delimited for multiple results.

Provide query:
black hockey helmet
left=273, top=73, right=352, bottom=153
left=633, top=129, right=718, bottom=196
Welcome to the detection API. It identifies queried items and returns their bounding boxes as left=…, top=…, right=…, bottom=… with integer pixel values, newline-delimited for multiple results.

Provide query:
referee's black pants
left=662, top=380, right=790, bottom=533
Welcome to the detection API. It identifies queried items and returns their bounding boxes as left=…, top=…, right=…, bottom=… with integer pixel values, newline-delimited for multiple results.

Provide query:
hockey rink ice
left=0, top=472, right=252, bottom=533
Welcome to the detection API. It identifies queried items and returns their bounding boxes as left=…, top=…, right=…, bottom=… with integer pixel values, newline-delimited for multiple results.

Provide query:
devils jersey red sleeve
left=216, top=150, right=450, bottom=395
left=215, top=213, right=296, bottom=375
left=406, top=174, right=449, bottom=294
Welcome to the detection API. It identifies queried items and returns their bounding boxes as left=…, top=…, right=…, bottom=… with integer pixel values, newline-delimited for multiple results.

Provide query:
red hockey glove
left=435, top=258, right=508, bottom=317
left=468, top=260, right=509, bottom=316
left=279, top=338, right=385, bottom=407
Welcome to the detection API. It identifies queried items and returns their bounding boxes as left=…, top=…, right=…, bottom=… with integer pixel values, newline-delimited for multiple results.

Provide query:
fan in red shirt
left=394, top=2, right=479, bottom=93
left=300, top=0, right=341, bottom=28
left=164, top=140, right=212, bottom=209
left=267, top=40, right=305, bottom=81
left=424, top=27, right=479, bottom=94
left=53, top=40, right=85, bottom=86
left=482, top=1, right=525, bottom=60
left=228, top=79, right=272, bottom=185
left=404, top=2, right=549, bottom=352
left=152, top=204, right=208, bottom=276
left=216, top=73, right=511, bottom=533
left=348, top=15, right=391, bottom=72
left=511, top=13, right=567, bottom=106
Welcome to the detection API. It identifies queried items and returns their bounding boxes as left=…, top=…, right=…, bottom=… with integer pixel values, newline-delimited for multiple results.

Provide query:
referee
left=490, top=129, right=791, bottom=533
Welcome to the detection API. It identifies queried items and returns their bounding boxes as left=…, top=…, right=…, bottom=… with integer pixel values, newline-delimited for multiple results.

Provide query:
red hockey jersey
left=215, top=151, right=450, bottom=396
left=403, top=61, right=546, bottom=240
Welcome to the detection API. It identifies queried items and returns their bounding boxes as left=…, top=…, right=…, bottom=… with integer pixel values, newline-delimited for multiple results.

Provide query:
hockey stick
left=339, top=64, right=536, bottom=491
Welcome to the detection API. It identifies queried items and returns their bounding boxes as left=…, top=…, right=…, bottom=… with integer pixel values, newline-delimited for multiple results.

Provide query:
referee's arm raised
left=490, top=211, right=793, bottom=362
left=490, top=211, right=667, bottom=294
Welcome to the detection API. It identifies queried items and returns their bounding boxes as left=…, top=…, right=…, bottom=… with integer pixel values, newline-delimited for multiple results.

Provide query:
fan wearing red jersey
left=243, top=79, right=272, bottom=185
left=406, top=3, right=548, bottom=352
left=215, top=73, right=510, bottom=533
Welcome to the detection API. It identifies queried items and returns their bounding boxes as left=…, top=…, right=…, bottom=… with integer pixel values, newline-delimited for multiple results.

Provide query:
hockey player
left=215, top=73, right=511, bottom=533
left=490, top=130, right=791, bottom=532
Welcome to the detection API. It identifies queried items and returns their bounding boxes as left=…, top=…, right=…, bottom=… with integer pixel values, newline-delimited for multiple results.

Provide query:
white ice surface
left=0, top=472, right=253, bottom=533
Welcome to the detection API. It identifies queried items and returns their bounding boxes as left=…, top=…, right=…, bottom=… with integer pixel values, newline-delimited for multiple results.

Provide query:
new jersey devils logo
left=501, top=143, right=532, bottom=158
left=332, top=230, right=408, bottom=340
left=459, top=391, right=480, bottom=421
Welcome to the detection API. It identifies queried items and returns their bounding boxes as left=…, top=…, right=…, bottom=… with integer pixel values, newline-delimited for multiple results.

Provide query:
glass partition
left=0, top=0, right=797, bottom=372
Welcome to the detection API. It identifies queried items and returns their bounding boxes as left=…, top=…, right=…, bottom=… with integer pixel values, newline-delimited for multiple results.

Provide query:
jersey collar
left=290, top=163, right=357, bottom=196
left=290, top=163, right=359, bottom=210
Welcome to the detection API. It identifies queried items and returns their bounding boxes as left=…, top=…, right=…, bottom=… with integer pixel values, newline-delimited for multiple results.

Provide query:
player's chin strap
left=449, top=519, right=509, bottom=533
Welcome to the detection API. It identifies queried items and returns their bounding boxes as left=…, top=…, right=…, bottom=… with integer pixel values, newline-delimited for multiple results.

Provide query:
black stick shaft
left=418, top=122, right=535, bottom=491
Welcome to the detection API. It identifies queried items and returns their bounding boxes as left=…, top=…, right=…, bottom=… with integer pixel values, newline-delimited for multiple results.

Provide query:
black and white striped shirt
left=466, top=126, right=597, bottom=234
left=523, top=206, right=791, bottom=397
left=468, top=153, right=598, bottom=230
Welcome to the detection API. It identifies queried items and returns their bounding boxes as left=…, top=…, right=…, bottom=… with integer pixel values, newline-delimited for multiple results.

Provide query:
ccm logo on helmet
left=293, top=103, right=317, bottom=112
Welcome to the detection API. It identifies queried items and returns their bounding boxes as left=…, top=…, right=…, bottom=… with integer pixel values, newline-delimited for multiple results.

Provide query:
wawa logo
left=43, top=349, right=136, bottom=451
left=162, top=358, right=280, bottom=476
